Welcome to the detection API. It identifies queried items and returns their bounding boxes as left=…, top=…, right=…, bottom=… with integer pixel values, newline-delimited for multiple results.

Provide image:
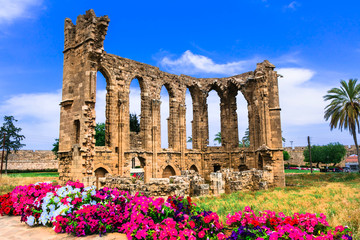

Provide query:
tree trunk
left=4, top=151, right=9, bottom=174
left=351, top=128, right=360, bottom=173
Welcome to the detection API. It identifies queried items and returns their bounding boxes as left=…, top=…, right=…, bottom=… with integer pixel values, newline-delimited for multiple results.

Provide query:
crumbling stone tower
left=58, top=10, right=285, bottom=187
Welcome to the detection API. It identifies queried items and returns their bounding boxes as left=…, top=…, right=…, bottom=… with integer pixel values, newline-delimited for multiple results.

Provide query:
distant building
left=345, top=155, right=359, bottom=172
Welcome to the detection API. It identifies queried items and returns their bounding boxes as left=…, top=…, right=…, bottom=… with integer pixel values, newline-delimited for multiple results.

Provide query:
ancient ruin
left=58, top=10, right=285, bottom=192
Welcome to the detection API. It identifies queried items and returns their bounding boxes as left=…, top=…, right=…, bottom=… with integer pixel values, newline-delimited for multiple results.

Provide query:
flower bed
left=0, top=181, right=353, bottom=240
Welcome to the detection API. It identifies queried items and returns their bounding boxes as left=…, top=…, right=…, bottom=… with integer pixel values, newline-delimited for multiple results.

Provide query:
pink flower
left=198, top=230, right=205, bottom=238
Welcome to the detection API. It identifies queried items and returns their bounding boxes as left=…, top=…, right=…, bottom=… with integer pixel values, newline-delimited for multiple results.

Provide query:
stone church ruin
left=58, top=10, right=285, bottom=194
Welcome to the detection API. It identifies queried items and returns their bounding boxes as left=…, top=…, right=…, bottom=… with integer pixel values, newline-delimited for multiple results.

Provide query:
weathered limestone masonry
left=7, top=150, right=57, bottom=171
left=58, top=10, right=285, bottom=189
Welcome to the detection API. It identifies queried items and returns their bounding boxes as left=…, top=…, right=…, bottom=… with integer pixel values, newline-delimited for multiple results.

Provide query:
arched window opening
left=130, top=156, right=145, bottom=181
left=214, top=164, right=221, bottom=173
left=160, top=86, right=170, bottom=149
left=189, top=165, right=198, bottom=173
left=131, top=156, right=145, bottom=169
left=129, top=79, right=141, bottom=147
left=237, top=92, right=249, bottom=148
left=95, top=72, right=107, bottom=146
left=186, top=88, right=193, bottom=149
left=162, top=165, right=176, bottom=178
left=207, top=90, right=221, bottom=146
left=95, top=167, right=108, bottom=189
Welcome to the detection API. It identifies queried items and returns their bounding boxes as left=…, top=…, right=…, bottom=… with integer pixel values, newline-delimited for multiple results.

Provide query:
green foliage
left=324, top=79, right=360, bottom=170
left=214, top=132, right=221, bottom=145
left=52, top=138, right=59, bottom=157
left=283, top=150, right=290, bottom=161
left=95, top=122, right=105, bottom=146
left=0, top=116, right=25, bottom=173
left=130, top=113, right=140, bottom=133
left=187, top=136, right=192, bottom=143
left=239, top=128, right=250, bottom=147
left=303, top=142, right=346, bottom=166
left=0, top=116, right=25, bottom=153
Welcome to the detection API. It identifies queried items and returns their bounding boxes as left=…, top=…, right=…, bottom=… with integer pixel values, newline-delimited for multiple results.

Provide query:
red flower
left=189, top=221, right=195, bottom=228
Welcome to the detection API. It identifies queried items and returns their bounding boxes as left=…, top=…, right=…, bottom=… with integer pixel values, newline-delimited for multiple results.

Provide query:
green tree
left=95, top=123, right=105, bottom=146
left=239, top=128, right=250, bottom=147
left=283, top=151, right=290, bottom=161
left=214, top=132, right=221, bottom=145
left=303, top=145, right=325, bottom=168
left=187, top=136, right=192, bottom=143
left=324, top=142, right=347, bottom=166
left=303, top=143, right=346, bottom=167
left=0, top=116, right=25, bottom=174
left=52, top=138, right=59, bottom=157
left=324, top=79, right=360, bottom=172
left=130, top=113, right=140, bottom=133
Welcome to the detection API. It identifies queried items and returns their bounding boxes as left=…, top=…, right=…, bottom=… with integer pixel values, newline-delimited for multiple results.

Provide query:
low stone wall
left=99, top=169, right=270, bottom=197
left=104, top=175, right=190, bottom=197
left=223, top=169, right=270, bottom=192
left=6, top=150, right=58, bottom=171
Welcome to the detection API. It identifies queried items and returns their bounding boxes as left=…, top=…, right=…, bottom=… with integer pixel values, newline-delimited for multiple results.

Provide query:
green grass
left=7, top=172, right=59, bottom=178
left=285, top=169, right=320, bottom=173
left=195, top=173, right=360, bottom=239
left=0, top=173, right=58, bottom=195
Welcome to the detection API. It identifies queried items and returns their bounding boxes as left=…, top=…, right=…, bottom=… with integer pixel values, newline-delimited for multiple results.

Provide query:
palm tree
left=324, top=79, right=360, bottom=172
left=214, top=132, right=221, bottom=145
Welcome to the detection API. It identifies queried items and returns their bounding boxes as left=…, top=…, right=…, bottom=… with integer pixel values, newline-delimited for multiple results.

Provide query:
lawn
left=8, top=172, right=59, bottom=178
left=195, top=173, right=360, bottom=239
left=0, top=172, right=58, bottom=195
left=284, top=169, right=321, bottom=173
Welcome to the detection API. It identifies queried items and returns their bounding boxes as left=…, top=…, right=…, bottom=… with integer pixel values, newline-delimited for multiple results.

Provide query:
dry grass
left=0, top=174, right=58, bottom=195
left=195, top=173, right=360, bottom=238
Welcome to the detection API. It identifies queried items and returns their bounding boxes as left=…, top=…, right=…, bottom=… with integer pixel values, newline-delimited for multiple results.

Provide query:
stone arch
left=189, top=164, right=199, bottom=173
left=94, top=167, right=108, bottom=177
left=162, top=165, right=176, bottom=178
left=160, top=85, right=170, bottom=149
left=186, top=85, right=202, bottom=149
left=206, top=86, right=222, bottom=146
left=94, top=166, right=109, bottom=189
left=131, top=156, right=146, bottom=168
left=97, top=65, right=113, bottom=86
left=93, top=164, right=112, bottom=175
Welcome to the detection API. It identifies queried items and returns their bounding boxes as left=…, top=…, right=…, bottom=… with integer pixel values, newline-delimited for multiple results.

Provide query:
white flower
left=91, top=190, right=96, bottom=196
left=53, top=196, right=60, bottom=203
left=90, top=200, right=97, bottom=205
left=26, top=216, right=35, bottom=227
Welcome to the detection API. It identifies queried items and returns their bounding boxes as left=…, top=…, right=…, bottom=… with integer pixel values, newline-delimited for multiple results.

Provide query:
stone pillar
left=59, top=10, right=110, bottom=184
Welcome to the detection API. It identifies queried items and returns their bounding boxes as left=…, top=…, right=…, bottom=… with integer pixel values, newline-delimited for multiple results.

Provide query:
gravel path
left=0, top=216, right=128, bottom=240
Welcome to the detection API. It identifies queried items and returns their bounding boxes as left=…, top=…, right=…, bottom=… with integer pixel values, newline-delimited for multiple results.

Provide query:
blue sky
left=0, top=0, right=360, bottom=150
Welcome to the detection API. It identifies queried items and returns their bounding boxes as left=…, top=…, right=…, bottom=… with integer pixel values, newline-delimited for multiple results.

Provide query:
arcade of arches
left=58, top=10, right=285, bottom=188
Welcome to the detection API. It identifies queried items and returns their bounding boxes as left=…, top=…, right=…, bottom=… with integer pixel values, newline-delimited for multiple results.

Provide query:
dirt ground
left=0, top=216, right=128, bottom=240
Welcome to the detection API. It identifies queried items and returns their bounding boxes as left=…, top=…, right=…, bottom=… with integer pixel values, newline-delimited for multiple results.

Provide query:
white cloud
left=278, top=68, right=329, bottom=126
left=0, top=0, right=43, bottom=24
left=160, top=50, right=259, bottom=76
left=0, top=90, right=61, bottom=150
left=286, top=1, right=300, bottom=10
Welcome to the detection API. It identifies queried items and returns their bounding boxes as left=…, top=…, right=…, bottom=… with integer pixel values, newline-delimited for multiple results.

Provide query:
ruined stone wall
left=6, top=150, right=57, bottom=171
left=59, top=10, right=285, bottom=188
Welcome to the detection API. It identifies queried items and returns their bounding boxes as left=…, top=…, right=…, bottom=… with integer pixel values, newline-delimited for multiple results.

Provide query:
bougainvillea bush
left=0, top=181, right=353, bottom=240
